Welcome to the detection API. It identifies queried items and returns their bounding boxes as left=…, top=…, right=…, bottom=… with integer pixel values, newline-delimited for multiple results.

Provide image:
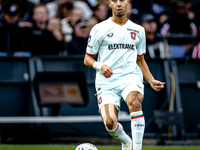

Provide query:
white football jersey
left=86, top=18, right=146, bottom=89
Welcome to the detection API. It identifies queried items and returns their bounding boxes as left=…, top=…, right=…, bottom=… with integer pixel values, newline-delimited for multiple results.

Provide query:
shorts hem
left=98, top=103, right=120, bottom=112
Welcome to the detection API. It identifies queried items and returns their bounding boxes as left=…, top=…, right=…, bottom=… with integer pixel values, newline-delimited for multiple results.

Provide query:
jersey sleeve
left=86, top=24, right=101, bottom=56
left=137, top=27, right=146, bottom=56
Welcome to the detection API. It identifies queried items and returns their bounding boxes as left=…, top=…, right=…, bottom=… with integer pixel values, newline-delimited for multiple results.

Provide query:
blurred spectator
left=192, top=24, right=200, bottom=59
left=65, top=20, right=90, bottom=55
left=40, top=0, right=54, bottom=4
left=131, top=0, right=153, bottom=20
left=132, top=0, right=152, bottom=13
left=193, top=0, right=200, bottom=27
left=152, top=4, right=165, bottom=16
left=45, top=0, right=68, bottom=18
left=73, top=0, right=93, bottom=19
left=78, top=0, right=94, bottom=10
left=157, top=10, right=172, bottom=32
left=88, top=16, right=98, bottom=31
left=140, top=13, right=170, bottom=59
left=127, top=2, right=140, bottom=24
left=31, top=3, right=48, bottom=29
left=65, top=8, right=83, bottom=27
left=192, top=40, right=200, bottom=59
left=87, top=0, right=97, bottom=8
left=61, top=8, right=83, bottom=42
left=57, top=1, right=73, bottom=19
left=47, top=17, right=64, bottom=42
left=160, top=0, right=197, bottom=58
left=2, top=0, right=35, bottom=19
left=46, top=17, right=64, bottom=52
left=1, top=3, right=20, bottom=24
left=0, top=3, right=32, bottom=56
left=161, top=0, right=197, bottom=37
left=0, top=0, right=2, bottom=16
left=28, top=0, right=40, bottom=4
left=184, top=0, right=196, bottom=21
left=151, top=0, right=171, bottom=15
left=29, top=3, right=63, bottom=55
left=92, top=3, right=108, bottom=23
left=97, top=0, right=108, bottom=6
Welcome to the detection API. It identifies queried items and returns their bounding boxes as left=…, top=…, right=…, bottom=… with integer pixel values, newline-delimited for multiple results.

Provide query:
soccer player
left=84, top=0, right=165, bottom=150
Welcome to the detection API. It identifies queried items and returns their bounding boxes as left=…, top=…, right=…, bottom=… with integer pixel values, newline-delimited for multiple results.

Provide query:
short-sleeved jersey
left=86, top=18, right=146, bottom=89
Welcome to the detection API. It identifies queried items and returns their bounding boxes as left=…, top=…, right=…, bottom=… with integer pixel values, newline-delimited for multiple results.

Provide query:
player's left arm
left=136, top=55, right=165, bottom=92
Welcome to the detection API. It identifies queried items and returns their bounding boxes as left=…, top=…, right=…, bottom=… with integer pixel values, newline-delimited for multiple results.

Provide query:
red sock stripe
left=106, top=124, right=119, bottom=133
left=114, top=124, right=119, bottom=133
left=131, top=115, right=144, bottom=120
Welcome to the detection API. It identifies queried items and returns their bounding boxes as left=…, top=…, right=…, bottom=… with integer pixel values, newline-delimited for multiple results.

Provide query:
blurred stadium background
left=0, top=0, right=200, bottom=148
left=0, top=56, right=199, bottom=146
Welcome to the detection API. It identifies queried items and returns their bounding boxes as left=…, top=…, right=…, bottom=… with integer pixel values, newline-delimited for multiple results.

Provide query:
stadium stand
left=0, top=56, right=199, bottom=144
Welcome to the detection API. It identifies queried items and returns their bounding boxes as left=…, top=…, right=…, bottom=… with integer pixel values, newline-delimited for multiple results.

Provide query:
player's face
left=109, top=0, right=130, bottom=18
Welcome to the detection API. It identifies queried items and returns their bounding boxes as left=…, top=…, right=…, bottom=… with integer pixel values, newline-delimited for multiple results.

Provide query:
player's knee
left=129, top=101, right=141, bottom=112
left=105, top=118, right=115, bottom=130
left=127, top=93, right=143, bottom=112
left=132, top=101, right=141, bottom=111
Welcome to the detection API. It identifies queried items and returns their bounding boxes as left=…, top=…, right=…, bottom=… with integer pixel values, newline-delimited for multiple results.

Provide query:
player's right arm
left=84, top=54, right=113, bottom=78
left=84, top=54, right=96, bottom=69
left=84, top=23, right=113, bottom=78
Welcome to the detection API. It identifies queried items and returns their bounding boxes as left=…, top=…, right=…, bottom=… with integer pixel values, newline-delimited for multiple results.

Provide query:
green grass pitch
left=0, top=145, right=200, bottom=150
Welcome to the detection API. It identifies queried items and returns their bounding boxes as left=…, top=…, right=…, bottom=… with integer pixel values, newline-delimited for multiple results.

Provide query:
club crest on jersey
left=131, top=32, right=136, bottom=40
left=98, top=96, right=102, bottom=105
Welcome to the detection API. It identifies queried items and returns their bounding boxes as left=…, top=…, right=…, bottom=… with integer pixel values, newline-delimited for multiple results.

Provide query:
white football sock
left=106, top=122, right=130, bottom=144
left=130, top=111, right=145, bottom=150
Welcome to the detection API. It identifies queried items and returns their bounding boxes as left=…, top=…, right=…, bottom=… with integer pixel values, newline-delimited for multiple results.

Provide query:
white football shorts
left=96, top=81, right=144, bottom=111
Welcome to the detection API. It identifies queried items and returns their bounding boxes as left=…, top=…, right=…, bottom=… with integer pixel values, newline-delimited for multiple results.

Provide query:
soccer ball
left=75, top=143, right=98, bottom=150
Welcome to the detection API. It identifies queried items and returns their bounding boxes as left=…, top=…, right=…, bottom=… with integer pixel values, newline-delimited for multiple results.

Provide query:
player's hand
left=101, top=64, right=113, bottom=78
left=149, top=80, right=165, bottom=92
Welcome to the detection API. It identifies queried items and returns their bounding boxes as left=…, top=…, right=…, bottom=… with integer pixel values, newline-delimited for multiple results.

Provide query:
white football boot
left=122, top=136, right=132, bottom=150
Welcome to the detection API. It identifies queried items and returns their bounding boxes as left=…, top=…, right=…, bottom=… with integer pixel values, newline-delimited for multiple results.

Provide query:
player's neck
left=111, top=15, right=128, bottom=26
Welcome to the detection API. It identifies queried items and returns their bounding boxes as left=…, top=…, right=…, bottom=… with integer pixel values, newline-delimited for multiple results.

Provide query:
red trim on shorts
left=86, top=53, right=97, bottom=56
left=137, top=53, right=146, bottom=57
